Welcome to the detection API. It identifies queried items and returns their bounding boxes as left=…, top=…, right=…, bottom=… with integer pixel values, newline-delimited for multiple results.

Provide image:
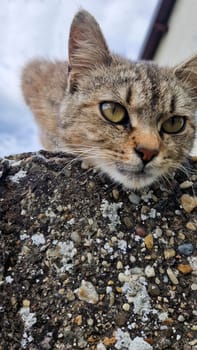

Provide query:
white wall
left=155, top=0, right=197, bottom=66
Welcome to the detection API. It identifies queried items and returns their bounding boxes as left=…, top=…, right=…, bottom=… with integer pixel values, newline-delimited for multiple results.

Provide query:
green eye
left=161, top=116, right=186, bottom=134
left=100, top=102, right=129, bottom=125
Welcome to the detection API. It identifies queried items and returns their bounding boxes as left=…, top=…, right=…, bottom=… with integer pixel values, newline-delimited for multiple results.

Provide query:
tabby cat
left=22, top=10, right=197, bottom=189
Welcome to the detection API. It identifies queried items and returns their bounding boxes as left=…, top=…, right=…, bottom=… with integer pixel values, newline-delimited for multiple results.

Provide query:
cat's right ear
left=174, top=54, right=197, bottom=96
left=68, top=10, right=111, bottom=92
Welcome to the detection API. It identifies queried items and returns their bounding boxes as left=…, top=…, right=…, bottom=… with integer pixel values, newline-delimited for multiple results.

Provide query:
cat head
left=59, top=10, right=197, bottom=189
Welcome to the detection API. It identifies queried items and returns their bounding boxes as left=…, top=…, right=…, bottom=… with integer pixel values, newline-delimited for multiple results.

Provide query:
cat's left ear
left=68, top=10, right=111, bottom=92
left=174, top=54, right=197, bottom=95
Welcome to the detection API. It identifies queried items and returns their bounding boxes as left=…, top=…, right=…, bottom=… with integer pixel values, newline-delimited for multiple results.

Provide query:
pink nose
left=135, top=145, right=159, bottom=164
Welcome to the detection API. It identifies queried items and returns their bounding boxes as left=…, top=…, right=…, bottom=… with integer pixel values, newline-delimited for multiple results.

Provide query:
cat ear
left=174, top=55, right=197, bottom=95
left=68, top=10, right=111, bottom=91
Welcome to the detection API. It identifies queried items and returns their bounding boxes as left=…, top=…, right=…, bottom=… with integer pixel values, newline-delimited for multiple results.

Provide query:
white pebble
left=180, top=180, right=193, bottom=189
left=31, top=233, right=45, bottom=246
left=129, top=255, right=136, bottom=263
left=118, top=272, right=130, bottom=283
left=167, top=268, right=179, bottom=285
left=145, top=265, right=155, bottom=278
left=117, top=261, right=123, bottom=269
left=76, top=280, right=99, bottom=304
left=191, top=283, right=197, bottom=291
left=178, top=315, right=185, bottom=322
left=96, top=342, right=106, bottom=350
left=128, top=192, right=141, bottom=205
left=123, top=303, right=130, bottom=311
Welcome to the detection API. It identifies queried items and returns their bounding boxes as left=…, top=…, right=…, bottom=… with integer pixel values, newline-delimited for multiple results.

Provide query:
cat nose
left=135, top=145, right=159, bottom=165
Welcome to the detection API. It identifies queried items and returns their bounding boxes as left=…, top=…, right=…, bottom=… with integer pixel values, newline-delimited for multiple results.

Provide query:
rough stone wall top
left=0, top=151, right=197, bottom=350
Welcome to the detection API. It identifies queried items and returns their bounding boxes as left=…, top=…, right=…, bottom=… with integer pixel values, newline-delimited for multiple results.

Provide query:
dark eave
left=139, top=0, right=177, bottom=60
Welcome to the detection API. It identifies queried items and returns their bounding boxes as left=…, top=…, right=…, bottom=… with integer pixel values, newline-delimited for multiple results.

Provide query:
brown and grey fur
left=22, top=10, right=197, bottom=189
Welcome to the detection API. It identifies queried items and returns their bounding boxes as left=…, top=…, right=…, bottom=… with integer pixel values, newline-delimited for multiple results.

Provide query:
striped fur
left=22, top=10, right=197, bottom=189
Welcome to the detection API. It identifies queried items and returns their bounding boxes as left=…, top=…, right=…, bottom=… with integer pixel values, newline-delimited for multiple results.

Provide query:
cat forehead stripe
left=145, top=64, right=160, bottom=110
left=126, top=86, right=132, bottom=104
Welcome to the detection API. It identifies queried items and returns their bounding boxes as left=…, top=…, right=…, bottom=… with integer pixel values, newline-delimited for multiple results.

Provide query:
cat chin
left=111, top=171, right=156, bottom=190
left=99, top=163, right=158, bottom=190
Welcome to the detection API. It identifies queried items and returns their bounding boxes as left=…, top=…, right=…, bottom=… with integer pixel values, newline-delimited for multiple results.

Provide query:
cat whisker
left=57, top=143, right=107, bottom=151
left=158, top=173, right=174, bottom=190
left=53, top=149, right=116, bottom=181
left=175, top=163, right=196, bottom=196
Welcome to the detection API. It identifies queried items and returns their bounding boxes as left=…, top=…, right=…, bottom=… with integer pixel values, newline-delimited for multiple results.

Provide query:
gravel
left=0, top=150, right=196, bottom=350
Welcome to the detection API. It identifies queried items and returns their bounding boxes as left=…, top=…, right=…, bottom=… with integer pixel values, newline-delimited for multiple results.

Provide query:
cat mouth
left=116, top=163, right=147, bottom=177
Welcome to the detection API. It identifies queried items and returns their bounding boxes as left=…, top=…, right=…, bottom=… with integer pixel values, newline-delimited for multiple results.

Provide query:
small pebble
left=178, top=243, right=194, bottom=256
left=112, top=189, right=119, bottom=201
left=71, top=231, right=81, bottom=244
left=177, top=315, right=185, bottom=322
left=103, top=336, right=116, bottom=347
left=186, top=221, right=197, bottom=231
left=81, top=160, right=91, bottom=169
left=144, top=234, right=154, bottom=250
left=158, top=312, right=168, bottom=322
left=153, top=227, right=163, bottom=238
left=76, top=280, right=99, bottom=304
left=115, top=312, right=128, bottom=326
left=177, top=264, right=193, bottom=274
left=58, top=288, right=65, bottom=295
left=118, top=272, right=130, bottom=283
left=108, top=280, right=114, bottom=286
left=97, top=342, right=107, bottom=350
left=66, top=289, right=75, bottom=301
left=178, top=232, right=186, bottom=240
left=141, top=205, right=149, bottom=214
left=87, top=252, right=93, bottom=264
left=191, top=173, right=197, bottom=181
left=129, top=255, right=136, bottom=263
left=191, top=283, right=197, bottom=291
left=188, top=256, right=197, bottom=272
left=87, top=318, right=94, bottom=326
left=128, top=192, right=141, bottom=205
left=135, top=225, right=147, bottom=237
left=145, top=265, right=155, bottom=278
left=109, top=292, right=115, bottom=307
left=179, top=180, right=193, bottom=189
left=164, top=248, right=176, bottom=260
left=122, top=303, right=130, bottom=311
left=167, top=267, right=179, bottom=285
left=183, top=345, right=192, bottom=350
left=22, top=299, right=30, bottom=308
left=88, top=181, right=96, bottom=189
left=123, top=216, right=132, bottom=229
left=74, top=315, right=82, bottom=326
left=166, top=229, right=174, bottom=237
left=189, top=339, right=197, bottom=346
left=149, top=208, right=157, bottom=218
left=116, top=261, right=123, bottom=269
left=181, top=194, right=197, bottom=213
left=148, top=283, right=160, bottom=296
left=11, top=296, right=17, bottom=306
